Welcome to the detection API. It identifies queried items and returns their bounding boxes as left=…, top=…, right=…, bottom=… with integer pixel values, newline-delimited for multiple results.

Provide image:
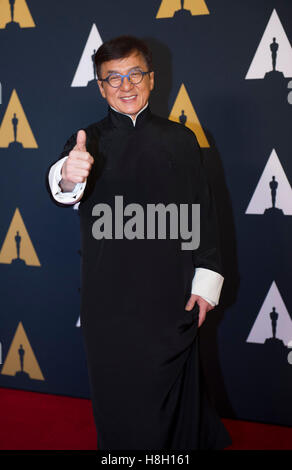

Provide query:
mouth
left=119, top=95, right=138, bottom=103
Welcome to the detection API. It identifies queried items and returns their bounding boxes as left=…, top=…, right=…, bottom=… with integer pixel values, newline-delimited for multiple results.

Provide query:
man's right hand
left=60, top=129, right=94, bottom=192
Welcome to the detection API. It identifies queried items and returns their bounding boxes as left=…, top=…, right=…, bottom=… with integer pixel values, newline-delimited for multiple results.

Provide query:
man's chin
left=119, top=104, right=139, bottom=114
left=116, top=98, right=145, bottom=115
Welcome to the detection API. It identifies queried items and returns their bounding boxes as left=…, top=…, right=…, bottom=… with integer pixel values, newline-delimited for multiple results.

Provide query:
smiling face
left=97, top=50, right=154, bottom=119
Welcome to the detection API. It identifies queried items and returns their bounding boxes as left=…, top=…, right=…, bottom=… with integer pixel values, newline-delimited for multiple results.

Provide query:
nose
left=119, top=76, right=134, bottom=92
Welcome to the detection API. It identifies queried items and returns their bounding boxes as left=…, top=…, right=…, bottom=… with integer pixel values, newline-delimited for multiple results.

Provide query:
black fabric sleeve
left=189, top=134, right=223, bottom=277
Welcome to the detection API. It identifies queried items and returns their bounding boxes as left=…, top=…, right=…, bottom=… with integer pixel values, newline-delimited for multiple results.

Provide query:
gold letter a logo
left=169, top=84, right=209, bottom=147
left=0, top=89, right=38, bottom=148
left=0, top=0, right=35, bottom=29
left=156, top=0, right=209, bottom=19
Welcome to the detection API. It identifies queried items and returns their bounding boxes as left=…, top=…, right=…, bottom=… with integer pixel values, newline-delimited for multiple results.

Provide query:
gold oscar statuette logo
left=156, top=0, right=209, bottom=19
left=0, top=89, right=38, bottom=148
left=1, top=322, right=45, bottom=381
left=169, top=83, right=209, bottom=147
left=0, top=208, right=41, bottom=266
left=0, top=0, right=35, bottom=30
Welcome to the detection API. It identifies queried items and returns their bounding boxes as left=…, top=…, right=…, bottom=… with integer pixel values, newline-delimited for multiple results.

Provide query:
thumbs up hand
left=61, top=130, right=94, bottom=188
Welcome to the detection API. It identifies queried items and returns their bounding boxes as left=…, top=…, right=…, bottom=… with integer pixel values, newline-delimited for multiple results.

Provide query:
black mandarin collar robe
left=49, top=105, right=231, bottom=450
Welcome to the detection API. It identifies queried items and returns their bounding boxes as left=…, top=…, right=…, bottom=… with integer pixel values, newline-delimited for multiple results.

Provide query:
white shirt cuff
left=191, top=267, right=224, bottom=306
left=48, top=156, right=87, bottom=205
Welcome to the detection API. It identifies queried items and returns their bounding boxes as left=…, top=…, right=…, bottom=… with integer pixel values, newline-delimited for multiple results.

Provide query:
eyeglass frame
left=98, top=69, right=152, bottom=88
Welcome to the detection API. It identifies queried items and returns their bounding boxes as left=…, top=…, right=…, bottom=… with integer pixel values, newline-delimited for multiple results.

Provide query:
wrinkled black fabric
left=49, top=106, right=232, bottom=450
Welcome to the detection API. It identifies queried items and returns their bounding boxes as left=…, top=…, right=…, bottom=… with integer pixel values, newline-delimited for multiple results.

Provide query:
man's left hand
left=185, top=294, right=214, bottom=327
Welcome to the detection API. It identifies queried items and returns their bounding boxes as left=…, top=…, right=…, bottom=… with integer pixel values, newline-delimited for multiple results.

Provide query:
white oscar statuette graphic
left=245, top=149, right=292, bottom=216
left=245, top=9, right=292, bottom=79
left=246, top=281, right=292, bottom=347
left=71, top=24, right=103, bottom=87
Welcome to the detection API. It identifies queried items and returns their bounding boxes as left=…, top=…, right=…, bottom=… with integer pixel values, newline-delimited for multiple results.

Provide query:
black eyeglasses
left=98, top=70, right=152, bottom=88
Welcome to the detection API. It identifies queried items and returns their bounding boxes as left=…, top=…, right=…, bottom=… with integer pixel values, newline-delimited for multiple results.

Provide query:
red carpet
left=0, top=387, right=291, bottom=450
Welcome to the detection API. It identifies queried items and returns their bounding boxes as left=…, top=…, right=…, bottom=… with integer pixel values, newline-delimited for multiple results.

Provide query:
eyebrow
left=105, top=66, right=143, bottom=75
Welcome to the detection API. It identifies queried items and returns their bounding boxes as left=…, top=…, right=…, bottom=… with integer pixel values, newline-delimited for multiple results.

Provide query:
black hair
left=94, top=35, right=153, bottom=78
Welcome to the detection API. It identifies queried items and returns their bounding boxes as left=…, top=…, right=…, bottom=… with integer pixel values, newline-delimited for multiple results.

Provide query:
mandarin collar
left=108, top=104, right=152, bottom=130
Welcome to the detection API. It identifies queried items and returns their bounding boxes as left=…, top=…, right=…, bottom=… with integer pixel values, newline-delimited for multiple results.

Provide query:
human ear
left=97, top=80, right=106, bottom=99
left=149, top=71, right=154, bottom=91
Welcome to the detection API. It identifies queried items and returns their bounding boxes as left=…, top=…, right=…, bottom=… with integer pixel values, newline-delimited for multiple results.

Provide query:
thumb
left=74, top=129, right=87, bottom=152
left=185, top=294, right=198, bottom=311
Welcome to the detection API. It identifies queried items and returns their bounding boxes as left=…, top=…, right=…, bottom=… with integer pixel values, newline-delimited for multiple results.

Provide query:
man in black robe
left=47, top=35, right=232, bottom=450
